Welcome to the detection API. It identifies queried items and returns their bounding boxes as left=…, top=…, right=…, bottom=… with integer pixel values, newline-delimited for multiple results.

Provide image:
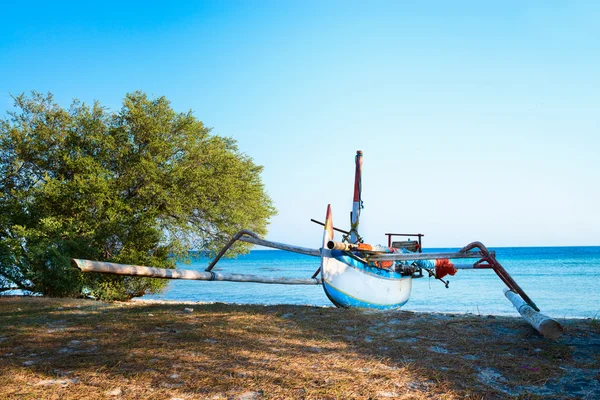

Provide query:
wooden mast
left=350, top=150, right=363, bottom=243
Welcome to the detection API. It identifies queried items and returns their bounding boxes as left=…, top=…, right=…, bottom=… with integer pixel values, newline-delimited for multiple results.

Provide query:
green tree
left=0, top=91, right=276, bottom=300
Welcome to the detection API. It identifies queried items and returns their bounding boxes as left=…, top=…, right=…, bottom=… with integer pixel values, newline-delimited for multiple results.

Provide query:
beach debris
left=58, top=347, right=73, bottom=354
left=35, top=378, right=79, bottom=386
left=406, top=380, right=435, bottom=391
left=428, top=346, right=449, bottom=354
left=236, top=390, right=264, bottom=400
left=183, top=307, right=194, bottom=313
left=377, top=391, right=400, bottom=398
left=394, top=337, right=417, bottom=344
left=106, top=387, right=122, bottom=396
left=476, top=367, right=522, bottom=396
left=53, top=369, right=75, bottom=377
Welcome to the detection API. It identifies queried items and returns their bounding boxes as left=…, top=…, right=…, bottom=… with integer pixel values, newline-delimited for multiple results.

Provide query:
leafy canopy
left=0, top=91, right=276, bottom=300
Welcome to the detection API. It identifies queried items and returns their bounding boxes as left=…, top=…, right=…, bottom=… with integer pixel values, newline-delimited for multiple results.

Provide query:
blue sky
left=1, top=1, right=599, bottom=247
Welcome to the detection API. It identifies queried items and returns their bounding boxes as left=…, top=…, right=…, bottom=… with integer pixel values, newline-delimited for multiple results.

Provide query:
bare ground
left=0, top=296, right=598, bottom=399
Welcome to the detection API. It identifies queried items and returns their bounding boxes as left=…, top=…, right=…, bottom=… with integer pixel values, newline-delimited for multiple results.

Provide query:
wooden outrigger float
left=72, top=151, right=563, bottom=339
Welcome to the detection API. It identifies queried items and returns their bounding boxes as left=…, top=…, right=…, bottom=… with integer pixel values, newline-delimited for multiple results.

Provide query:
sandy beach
left=1, top=296, right=598, bottom=399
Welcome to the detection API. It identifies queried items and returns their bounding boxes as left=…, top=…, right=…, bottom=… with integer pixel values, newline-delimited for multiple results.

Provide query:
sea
left=143, top=246, right=600, bottom=319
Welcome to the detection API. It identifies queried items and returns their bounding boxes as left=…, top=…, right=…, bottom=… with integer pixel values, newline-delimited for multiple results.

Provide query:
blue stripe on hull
left=323, top=281, right=409, bottom=310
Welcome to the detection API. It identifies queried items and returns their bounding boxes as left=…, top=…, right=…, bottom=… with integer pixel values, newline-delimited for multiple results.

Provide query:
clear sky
left=1, top=1, right=599, bottom=248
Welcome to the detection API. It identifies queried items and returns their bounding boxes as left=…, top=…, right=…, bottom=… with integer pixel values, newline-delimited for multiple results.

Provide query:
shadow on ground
left=0, top=297, right=599, bottom=399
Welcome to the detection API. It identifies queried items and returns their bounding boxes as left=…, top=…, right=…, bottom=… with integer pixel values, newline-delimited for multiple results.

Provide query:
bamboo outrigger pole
left=71, top=259, right=322, bottom=285
left=504, top=288, right=563, bottom=340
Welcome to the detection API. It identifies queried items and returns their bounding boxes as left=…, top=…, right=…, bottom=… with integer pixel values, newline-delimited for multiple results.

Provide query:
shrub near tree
left=0, top=92, right=276, bottom=300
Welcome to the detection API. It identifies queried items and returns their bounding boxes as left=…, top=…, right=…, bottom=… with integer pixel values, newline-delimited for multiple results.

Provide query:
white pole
left=503, top=288, right=563, bottom=340
left=72, top=259, right=322, bottom=285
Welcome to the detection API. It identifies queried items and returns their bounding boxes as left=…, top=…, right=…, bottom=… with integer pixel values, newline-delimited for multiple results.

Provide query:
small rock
left=394, top=337, right=417, bottom=344
left=148, top=313, right=154, bottom=317
left=377, top=391, right=399, bottom=398
left=106, top=387, right=122, bottom=396
left=428, top=346, right=449, bottom=354
left=170, top=373, right=179, bottom=379
left=35, top=378, right=79, bottom=386
left=238, top=390, right=263, bottom=400
left=53, top=369, right=75, bottom=377
left=58, top=348, right=73, bottom=354
left=17, top=308, right=22, bottom=311
left=183, top=308, right=194, bottom=313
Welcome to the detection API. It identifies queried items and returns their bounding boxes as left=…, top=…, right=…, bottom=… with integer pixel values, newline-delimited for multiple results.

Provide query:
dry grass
left=1, top=297, right=598, bottom=399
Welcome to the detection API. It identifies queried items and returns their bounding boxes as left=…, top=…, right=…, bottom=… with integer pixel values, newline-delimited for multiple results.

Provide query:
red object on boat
left=434, top=259, right=457, bottom=279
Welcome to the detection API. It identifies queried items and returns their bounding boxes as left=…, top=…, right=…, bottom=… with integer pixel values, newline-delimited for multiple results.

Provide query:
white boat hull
left=321, top=248, right=412, bottom=309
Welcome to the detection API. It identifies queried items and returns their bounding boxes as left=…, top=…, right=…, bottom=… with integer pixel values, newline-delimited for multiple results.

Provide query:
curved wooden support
left=459, top=241, right=491, bottom=255
left=459, top=242, right=540, bottom=311
left=205, top=230, right=258, bottom=272
left=206, top=230, right=320, bottom=272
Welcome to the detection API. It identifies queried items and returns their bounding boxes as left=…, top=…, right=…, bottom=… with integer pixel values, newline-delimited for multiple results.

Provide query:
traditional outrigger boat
left=72, top=151, right=563, bottom=339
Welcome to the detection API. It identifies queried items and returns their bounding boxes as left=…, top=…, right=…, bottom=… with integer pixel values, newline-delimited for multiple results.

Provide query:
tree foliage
left=0, top=91, right=276, bottom=300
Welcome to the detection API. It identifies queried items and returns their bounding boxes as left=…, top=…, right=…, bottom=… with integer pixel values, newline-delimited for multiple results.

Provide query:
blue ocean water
left=143, top=247, right=600, bottom=319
